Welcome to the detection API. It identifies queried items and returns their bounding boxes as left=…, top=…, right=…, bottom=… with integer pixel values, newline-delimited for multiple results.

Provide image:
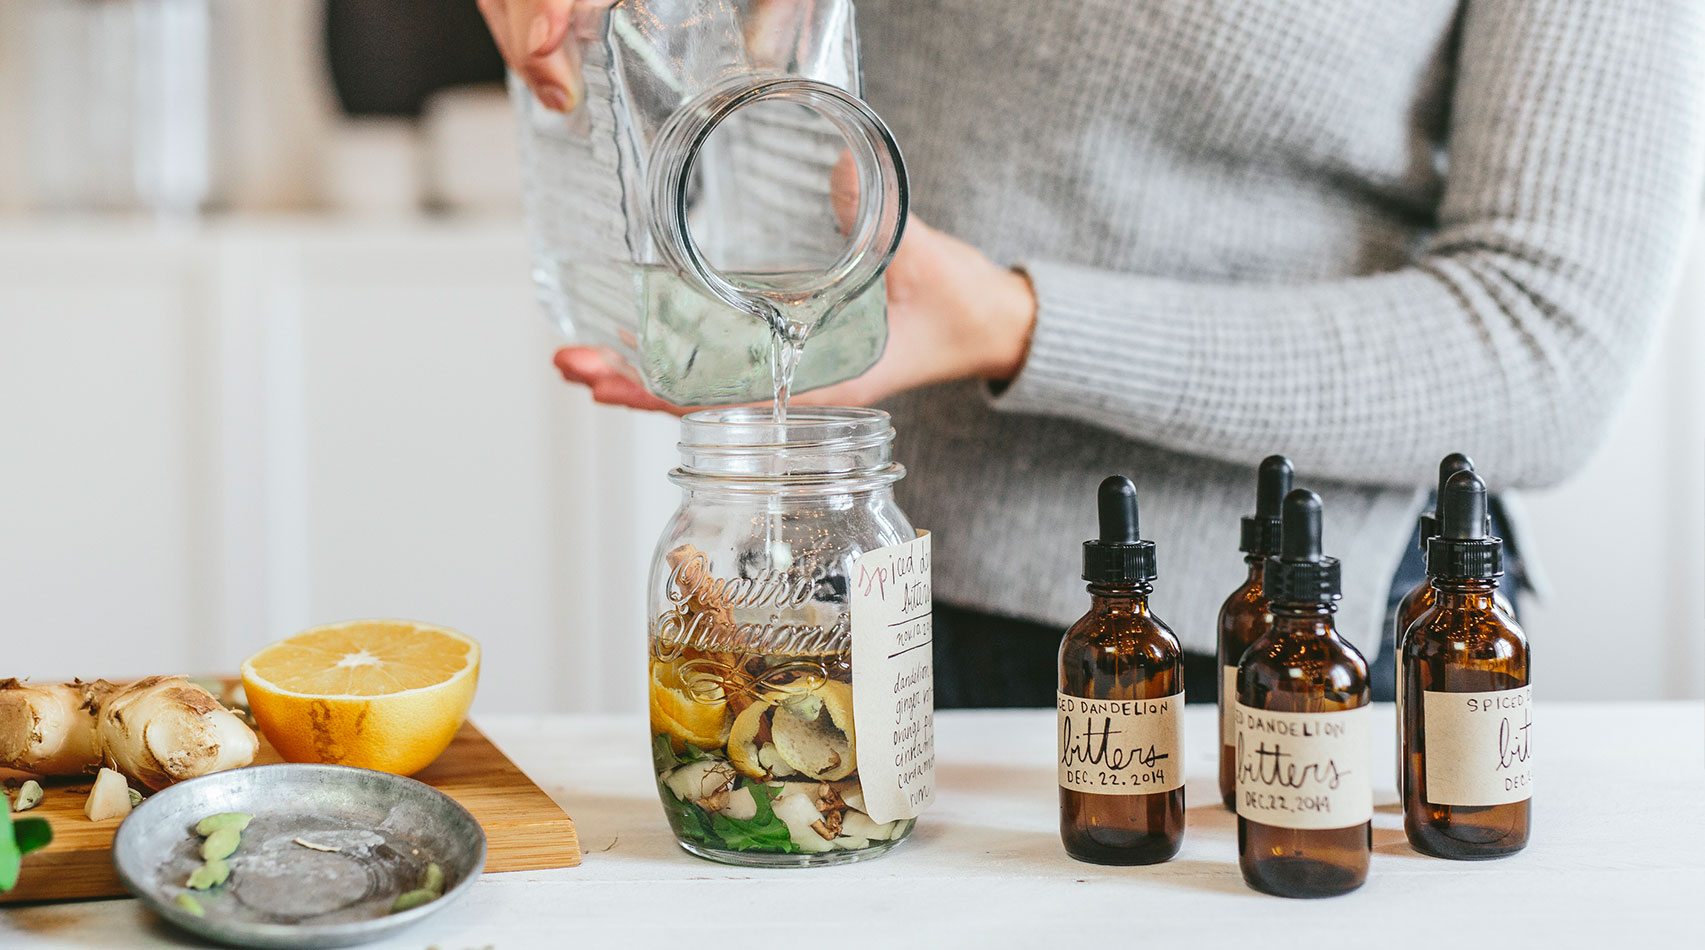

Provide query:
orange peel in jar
left=770, top=680, right=857, bottom=781
left=649, top=659, right=730, bottom=752
left=727, top=700, right=772, bottom=779
left=726, top=678, right=858, bottom=781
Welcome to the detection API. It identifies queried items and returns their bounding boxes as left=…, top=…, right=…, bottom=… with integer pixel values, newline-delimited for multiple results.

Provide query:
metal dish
left=113, top=763, right=486, bottom=949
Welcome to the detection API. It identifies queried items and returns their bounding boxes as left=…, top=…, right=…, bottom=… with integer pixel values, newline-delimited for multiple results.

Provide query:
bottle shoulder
left=1237, top=628, right=1370, bottom=705
left=1217, top=578, right=1265, bottom=617
left=1403, top=604, right=1528, bottom=656
left=1401, top=606, right=1528, bottom=688
left=1217, top=588, right=1273, bottom=653
left=1394, top=580, right=1434, bottom=635
left=1061, top=609, right=1183, bottom=661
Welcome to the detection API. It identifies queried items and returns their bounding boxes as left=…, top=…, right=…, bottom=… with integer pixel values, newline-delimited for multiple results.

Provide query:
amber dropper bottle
left=1058, top=475, right=1186, bottom=865
left=1217, top=455, right=1292, bottom=809
left=1400, top=470, right=1531, bottom=859
left=1236, top=489, right=1372, bottom=898
left=1394, top=454, right=1514, bottom=659
left=1394, top=453, right=1513, bottom=795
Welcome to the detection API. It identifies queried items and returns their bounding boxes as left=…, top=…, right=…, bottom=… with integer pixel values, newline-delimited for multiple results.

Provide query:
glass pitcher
left=511, top=0, right=907, bottom=406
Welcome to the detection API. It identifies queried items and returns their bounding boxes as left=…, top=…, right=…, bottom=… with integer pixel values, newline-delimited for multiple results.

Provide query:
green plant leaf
left=650, top=733, right=678, bottom=773
left=650, top=733, right=712, bottom=773
left=657, top=782, right=723, bottom=849
left=709, top=782, right=798, bottom=853
left=1, top=791, right=21, bottom=892
left=14, top=818, right=52, bottom=855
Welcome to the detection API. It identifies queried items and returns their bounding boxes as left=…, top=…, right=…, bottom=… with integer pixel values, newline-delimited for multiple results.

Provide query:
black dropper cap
left=1425, top=470, right=1504, bottom=580
left=1083, top=475, right=1157, bottom=584
left=1240, top=455, right=1293, bottom=555
left=1263, top=489, right=1342, bottom=604
left=1417, top=453, right=1475, bottom=548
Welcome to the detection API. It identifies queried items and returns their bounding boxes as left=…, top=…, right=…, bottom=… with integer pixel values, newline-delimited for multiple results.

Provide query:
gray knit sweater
left=857, top=0, right=1704, bottom=657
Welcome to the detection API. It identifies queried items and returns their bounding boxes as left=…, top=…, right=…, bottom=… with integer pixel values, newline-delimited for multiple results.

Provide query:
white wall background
left=1, top=219, right=1700, bottom=711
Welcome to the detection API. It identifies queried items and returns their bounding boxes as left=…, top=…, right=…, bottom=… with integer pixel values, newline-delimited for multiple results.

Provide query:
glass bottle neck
left=1431, top=577, right=1501, bottom=610
left=1242, top=555, right=1264, bottom=585
left=1087, top=583, right=1153, bottom=615
left=1268, top=602, right=1337, bottom=636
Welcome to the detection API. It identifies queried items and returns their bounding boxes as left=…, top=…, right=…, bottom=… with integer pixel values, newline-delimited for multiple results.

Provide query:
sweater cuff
left=986, top=259, right=1197, bottom=431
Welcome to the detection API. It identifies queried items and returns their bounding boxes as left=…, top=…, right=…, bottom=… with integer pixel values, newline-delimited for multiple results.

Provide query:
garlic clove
left=770, top=786, right=836, bottom=853
left=663, top=758, right=736, bottom=805
left=717, top=786, right=758, bottom=821
left=84, top=767, right=133, bottom=821
left=841, top=811, right=898, bottom=841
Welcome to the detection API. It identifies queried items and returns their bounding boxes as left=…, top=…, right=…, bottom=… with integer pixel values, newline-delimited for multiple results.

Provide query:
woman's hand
left=477, top=0, right=616, bottom=111
left=554, top=217, right=1038, bottom=413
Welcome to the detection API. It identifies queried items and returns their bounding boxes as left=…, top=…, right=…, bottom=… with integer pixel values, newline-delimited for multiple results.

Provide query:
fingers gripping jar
left=648, top=408, right=934, bottom=866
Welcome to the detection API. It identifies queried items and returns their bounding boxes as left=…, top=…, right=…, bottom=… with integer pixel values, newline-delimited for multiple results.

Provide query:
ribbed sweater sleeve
left=992, top=0, right=1705, bottom=489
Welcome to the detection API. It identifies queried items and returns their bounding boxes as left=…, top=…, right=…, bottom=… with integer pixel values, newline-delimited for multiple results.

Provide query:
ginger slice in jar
left=770, top=680, right=857, bottom=781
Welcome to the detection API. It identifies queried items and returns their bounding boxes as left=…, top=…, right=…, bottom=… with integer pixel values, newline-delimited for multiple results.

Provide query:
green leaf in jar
left=658, top=782, right=723, bottom=848
left=651, top=733, right=712, bottom=773
left=709, top=782, right=798, bottom=854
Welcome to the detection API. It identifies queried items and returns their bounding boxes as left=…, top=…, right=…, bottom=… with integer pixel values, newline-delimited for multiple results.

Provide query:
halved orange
left=241, top=619, right=480, bottom=775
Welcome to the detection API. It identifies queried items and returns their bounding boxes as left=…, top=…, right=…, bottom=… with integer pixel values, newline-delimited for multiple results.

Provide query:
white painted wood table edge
left=3, top=704, right=1700, bottom=948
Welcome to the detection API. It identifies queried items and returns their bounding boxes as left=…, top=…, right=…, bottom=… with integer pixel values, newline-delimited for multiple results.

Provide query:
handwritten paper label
left=1234, top=704, right=1371, bottom=829
left=1421, top=686, right=1533, bottom=806
left=1058, top=692, right=1184, bottom=795
left=850, top=532, right=935, bottom=823
left=1221, top=665, right=1238, bottom=745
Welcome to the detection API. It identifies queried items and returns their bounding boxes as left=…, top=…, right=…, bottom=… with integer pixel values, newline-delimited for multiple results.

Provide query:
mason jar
left=511, top=0, right=907, bottom=406
left=647, top=407, right=934, bottom=866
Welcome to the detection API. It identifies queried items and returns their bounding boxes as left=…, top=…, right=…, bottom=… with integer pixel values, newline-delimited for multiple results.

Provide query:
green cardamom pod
left=194, top=813, right=253, bottom=837
left=186, top=859, right=230, bottom=890
left=201, top=828, right=241, bottom=862
left=391, top=888, right=438, bottom=913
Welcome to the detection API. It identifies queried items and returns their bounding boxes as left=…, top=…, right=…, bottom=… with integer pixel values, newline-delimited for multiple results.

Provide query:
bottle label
left=1221, top=665, right=1238, bottom=744
left=849, top=532, right=936, bottom=822
left=1057, top=691, right=1185, bottom=795
left=1234, top=704, right=1372, bottom=829
left=1420, top=686, right=1533, bottom=806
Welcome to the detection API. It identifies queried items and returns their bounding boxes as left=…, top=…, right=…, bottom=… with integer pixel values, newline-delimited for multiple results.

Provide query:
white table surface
left=4, top=704, right=1700, bottom=948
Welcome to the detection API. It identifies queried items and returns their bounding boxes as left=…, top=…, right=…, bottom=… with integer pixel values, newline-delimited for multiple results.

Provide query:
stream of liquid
left=767, top=316, right=809, bottom=424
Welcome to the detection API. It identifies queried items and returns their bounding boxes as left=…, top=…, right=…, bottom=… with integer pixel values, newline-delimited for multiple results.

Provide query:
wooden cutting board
left=2, top=721, right=580, bottom=904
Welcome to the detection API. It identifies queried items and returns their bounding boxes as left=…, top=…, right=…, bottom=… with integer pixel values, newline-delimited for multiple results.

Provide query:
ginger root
left=0, top=679, right=111, bottom=774
left=0, top=676, right=256, bottom=791
left=97, top=677, right=258, bottom=791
